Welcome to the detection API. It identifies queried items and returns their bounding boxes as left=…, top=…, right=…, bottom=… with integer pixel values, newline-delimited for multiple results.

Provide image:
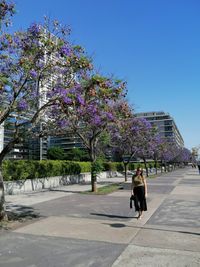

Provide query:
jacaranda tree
left=151, top=134, right=166, bottom=174
left=133, top=118, right=158, bottom=177
left=0, top=2, right=91, bottom=219
left=109, top=117, right=152, bottom=181
left=173, top=147, right=192, bottom=166
left=47, top=74, right=130, bottom=192
left=0, top=0, right=15, bottom=30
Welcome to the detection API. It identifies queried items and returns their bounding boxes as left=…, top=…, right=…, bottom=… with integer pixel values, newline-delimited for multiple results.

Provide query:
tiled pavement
left=1, top=168, right=200, bottom=267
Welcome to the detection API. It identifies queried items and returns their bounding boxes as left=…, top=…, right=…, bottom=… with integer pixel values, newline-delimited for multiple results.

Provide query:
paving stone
left=0, top=232, right=125, bottom=267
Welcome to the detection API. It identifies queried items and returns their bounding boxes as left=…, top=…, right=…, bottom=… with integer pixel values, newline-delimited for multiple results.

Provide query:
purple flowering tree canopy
left=0, top=5, right=92, bottom=218
left=109, top=117, right=157, bottom=178
left=0, top=17, right=92, bottom=163
left=46, top=73, right=130, bottom=192
left=0, top=0, right=15, bottom=30
left=49, top=74, right=129, bottom=161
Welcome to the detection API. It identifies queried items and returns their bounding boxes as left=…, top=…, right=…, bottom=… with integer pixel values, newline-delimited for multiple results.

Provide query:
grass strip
left=81, top=183, right=123, bottom=195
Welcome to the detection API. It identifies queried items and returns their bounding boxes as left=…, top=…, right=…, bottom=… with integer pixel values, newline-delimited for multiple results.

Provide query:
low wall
left=4, top=171, right=122, bottom=195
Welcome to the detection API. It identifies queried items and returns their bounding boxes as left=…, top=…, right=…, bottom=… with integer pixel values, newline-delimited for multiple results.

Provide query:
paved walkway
left=0, top=168, right=200, bottom=267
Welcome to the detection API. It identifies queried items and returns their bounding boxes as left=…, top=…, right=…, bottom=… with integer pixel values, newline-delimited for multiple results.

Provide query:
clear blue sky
left=12, top=0, right=200, bottom=149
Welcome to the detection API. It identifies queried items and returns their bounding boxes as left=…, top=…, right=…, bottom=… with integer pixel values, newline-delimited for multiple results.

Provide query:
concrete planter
left=4, top=171, right=121, bottom=195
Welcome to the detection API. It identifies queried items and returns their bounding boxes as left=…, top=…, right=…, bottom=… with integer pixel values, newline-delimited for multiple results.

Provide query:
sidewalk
left=5, top=176, right=124, bottom=207
left=0, top=168, right=200, bottom=267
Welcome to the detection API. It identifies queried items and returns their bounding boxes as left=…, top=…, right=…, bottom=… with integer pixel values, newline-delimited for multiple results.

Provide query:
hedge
left=103, top=162, right=124, bottom=172
left=2, top=160, right=89, bottom=181
left=2, top=160, right=159, bottom=181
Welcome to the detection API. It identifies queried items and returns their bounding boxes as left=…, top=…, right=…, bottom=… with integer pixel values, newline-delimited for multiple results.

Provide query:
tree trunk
left=155, top=159, right=158, bottom=175
left=91, top=170, right=97, bottom=192
left=0, top=163, right=7, bottom=221
left=91, top=161, right=98, bottom=193
left=143, top=158, right=148, bottom=177
left=89, top=140, right=98, bottom=193
left=124, top=162, right=128, bottom=182
left=164, top=163, right=167, bottom=172
left=0, top=133, right=22, bottom=220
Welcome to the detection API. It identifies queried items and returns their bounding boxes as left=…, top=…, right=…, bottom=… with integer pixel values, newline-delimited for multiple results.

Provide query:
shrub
left=91, top=160, right=104, bottom=176
left=115, top=162, right=124, bottom=172
left=2, top=160, right=35, bottom=180
left=128, top=163, right=135, bottom=170
left=61, top=161, right=81, bottom=175
left=2, top=160, right=83, bottom=181
left=76, top=162, right=91, bottom=173
left=47, top=147, right=66, bottom=160
left=103, top=162, right=116, bottom=171
left=2, top=160, right=128, bottom=181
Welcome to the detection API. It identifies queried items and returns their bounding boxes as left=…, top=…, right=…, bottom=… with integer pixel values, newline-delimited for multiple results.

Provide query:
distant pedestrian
left=197, top=162, right=200, bottom=175
left=131, top=167, right=147, bottom=219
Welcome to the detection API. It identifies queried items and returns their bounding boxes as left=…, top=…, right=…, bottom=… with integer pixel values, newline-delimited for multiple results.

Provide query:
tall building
left=0, top=29, right=82, bottom=160
left=0, top=31, right=57, bottom=161
left=135, top=111, right=184, bottom=147
left=1, top=114, right=48, bottom=160
left=0, top=123, right=4, bottom=154
left=49, top=132, right=84, bottom=153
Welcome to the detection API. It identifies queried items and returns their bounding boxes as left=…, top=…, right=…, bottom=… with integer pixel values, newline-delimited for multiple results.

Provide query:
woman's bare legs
left=137, top=210, right=141, bottom=219
left=137, top=210, right=143, bottom=219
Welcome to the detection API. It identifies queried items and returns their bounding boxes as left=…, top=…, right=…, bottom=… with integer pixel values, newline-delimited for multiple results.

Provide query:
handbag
left=130, top=195, right=135, bottom=209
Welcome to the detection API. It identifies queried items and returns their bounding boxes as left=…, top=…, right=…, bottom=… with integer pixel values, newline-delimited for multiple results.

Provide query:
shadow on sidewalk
left=6, top=203, right=41, bottom=221
left=50, top=189, right=83, bottom=193
left=102, top=222, right=200, bottom=236
left=90, top=212, right=135, bottom=219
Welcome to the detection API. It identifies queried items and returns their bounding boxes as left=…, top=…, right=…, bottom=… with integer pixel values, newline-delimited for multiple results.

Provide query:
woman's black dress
left=133, top=185, right=147, bottom=212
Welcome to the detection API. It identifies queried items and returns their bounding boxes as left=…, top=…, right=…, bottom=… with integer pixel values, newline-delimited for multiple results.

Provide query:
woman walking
left=131, top=167, right=148, bottom=219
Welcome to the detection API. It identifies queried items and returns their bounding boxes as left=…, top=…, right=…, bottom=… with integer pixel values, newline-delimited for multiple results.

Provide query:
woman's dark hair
left=136, top=167, right=143, bottom=177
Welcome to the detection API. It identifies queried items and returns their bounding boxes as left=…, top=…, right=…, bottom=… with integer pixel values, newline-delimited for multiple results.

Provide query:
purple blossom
left=87, top=104, right=97, bottom=114
left=60, top=45, right=71, bottom=57
left=91, top=115, right=102, bottom=126
left=105, top=80, right=112, bottom=87
left=105, top=112, right=114, bottom=121
left=28, top=23, right=41, bottom=37
left=77, top=107, right=84, bottom=116
left=13, top=35, right=21, bottom=46
left=36, top=61, right=44, bottom=69
left=18, top=99, right=28, bottom=111
left=54, top=87, right=67, bottom=97
left=63, top=96, right=72, bottom=104
left=57, top=119, right=69, bottom=128
left=0, top=0, right=15, bottom=23
left=77, top=95, right=85, bottom=105
left=68, top=84, right=82, bottom=96
left=30, top=70, right=37, bottom=78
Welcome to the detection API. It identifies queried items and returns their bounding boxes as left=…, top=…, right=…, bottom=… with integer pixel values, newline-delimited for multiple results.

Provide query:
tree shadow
left=6, top=203, right=41, bottom=221
left=50, top=189, right=83, bottom=193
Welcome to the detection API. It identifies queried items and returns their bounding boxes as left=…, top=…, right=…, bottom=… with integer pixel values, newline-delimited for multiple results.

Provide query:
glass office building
left=135, top=111, right=184, bottom=148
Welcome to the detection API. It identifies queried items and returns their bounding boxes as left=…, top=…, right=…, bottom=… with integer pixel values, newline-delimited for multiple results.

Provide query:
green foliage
left=115, top=162, right=124, bottom=172
left=2, top=160, right=84, bottom=181
left=47, top=147, right=66, bottom=160
left=91, top=160, right=104, bottom=176
left=128, top=163, right=135, bottom=170
left=128, top=161, right=160, bottom=170
left=64, top=148, right=90, bottom=161
left=3, top=160, right=137, bottom=181
left=76, top=162, right=91, bottom=173
left=2, top=160, right=35, bottom=180
left=103, top=162, right=116, bottom=171
left=61, top=161, right=81, bottom=175
left=102, top=162, right=124, bottom=172
left=82, top=183, right=123, bottom=195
